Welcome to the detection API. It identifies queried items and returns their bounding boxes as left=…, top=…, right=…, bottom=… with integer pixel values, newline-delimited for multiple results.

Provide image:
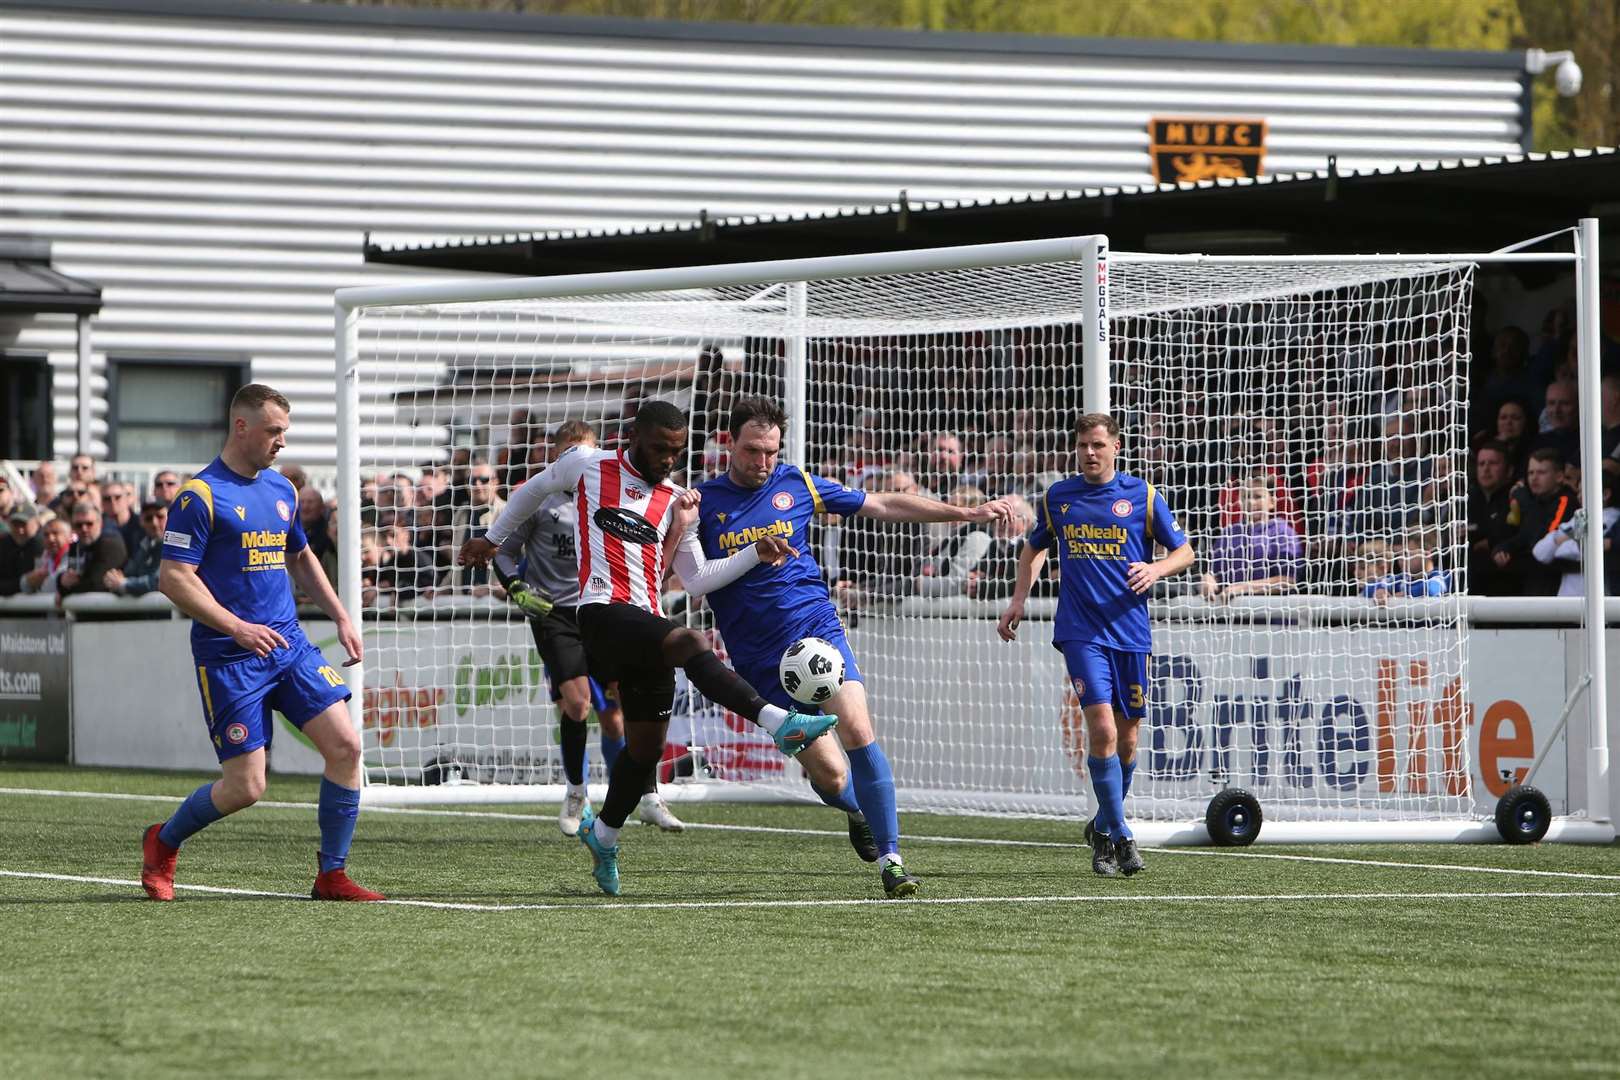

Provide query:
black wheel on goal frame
left=1205, top=789, right=1263, bottom=846
left=1494, top=785, right=1552, bottom=844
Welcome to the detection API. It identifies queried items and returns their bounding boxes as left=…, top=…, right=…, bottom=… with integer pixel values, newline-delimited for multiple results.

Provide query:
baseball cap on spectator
left=140, top=500, right=166, bottom=516
left=9, top=503, right=38, bottom=525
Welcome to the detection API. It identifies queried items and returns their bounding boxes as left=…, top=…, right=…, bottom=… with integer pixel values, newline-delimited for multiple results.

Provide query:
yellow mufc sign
left=1149, top=117, right=1266, bottom=184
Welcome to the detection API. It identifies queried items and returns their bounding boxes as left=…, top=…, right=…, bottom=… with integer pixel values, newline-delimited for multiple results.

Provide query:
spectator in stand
left=278, top=462, right=308, bottom=494
left=840, top=408, right=890, bottom=487
left=417, top=465, right=448, bottom=508
left=0, top=473, right=15, bottom=521
left=58, top=503, right=127, bottom=598
left=101, top=481, right=142, bottom=554
left=21, top=516, right=72, bottom=595
left=1364, top=535, right=1451, bottom=605
left=1531, top=305, right=1575, bottom=387
left=359, top=474, right=379, bottom=511
left=357, top=528, right=383, bottom=608
left=916, top=431, right=966, bottom=499
left=1483, top=398, right=1533, bottom=481
left=835, top=469, right=927, bottom=606
left=1475, top=326, right=1542, bottom=432
left=449, top=457, right=507, bottom=592
left=1348, top=414, right=1431, bottom=540
left=1468, top=441, right=1518, bottom=596
left=68, top=453, right=96, bottom=489
left=1303, top=415, right=1369, bottom=592
left=1600, top=373, right=1620, bottom=479
left=966, top=493, right=1044, bottom=601
left=913, top=485, right=992, bottom=598
left=1533, top=475, right=1619, bottom=597
left=31, top=460, right=58, bottom=507
left=1531, top=378, right=1580, bottom=466
left=298, top=486, right=331, bottom=559
left=1495, top=448, right=1576, bottom=596
left=151, top=470, right=181, bottom=507
left=105, top=500, right=167, bottom=597
left=1199, top=471, right=1302, bottom=602
left=2, top=505, right=45, bottom=596
left=378, top=521, right=434, bottom=604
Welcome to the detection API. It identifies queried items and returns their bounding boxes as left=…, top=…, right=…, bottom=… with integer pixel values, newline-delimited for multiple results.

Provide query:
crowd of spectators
left=5, top=294, right=1618, bottom=609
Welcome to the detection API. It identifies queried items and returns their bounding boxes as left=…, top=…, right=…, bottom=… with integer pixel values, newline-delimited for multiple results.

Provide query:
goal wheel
left=1494, top=785, right=1552, bottom=844
left=1205, top=789, right=1263, bottom=846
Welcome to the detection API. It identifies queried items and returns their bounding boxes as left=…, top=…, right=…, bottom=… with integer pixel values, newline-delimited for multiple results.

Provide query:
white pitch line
left=5, top=785, right=1619, bottom=882
left=1, top=869, right=1615, bottom=913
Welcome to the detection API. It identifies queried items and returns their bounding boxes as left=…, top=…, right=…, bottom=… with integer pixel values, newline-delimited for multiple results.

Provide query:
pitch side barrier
left=2, top=592, right=1614, bottom=845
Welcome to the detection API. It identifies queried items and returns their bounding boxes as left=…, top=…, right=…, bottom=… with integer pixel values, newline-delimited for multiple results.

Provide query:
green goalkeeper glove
left=507, top=581, right=554, bottom=620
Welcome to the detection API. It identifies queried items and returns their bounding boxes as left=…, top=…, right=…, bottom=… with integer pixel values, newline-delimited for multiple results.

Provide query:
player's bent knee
left=799, top=741, right=847, bottom=794
left=660, top=627, right=709, bottom=666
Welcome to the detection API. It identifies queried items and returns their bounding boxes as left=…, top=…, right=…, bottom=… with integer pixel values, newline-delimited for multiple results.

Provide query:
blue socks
left=1121, top=756, right=1137, bottom=799
left=1087, top=755, right=1132, bottom=840
left=847, top=742, right=900, bottom=859
left=812, top=779, right=863, bottom=816
left=317, top=777, right=361, bottom=873
left=600, top=734, right=625, bottom=777
left=158, top=783, right=224, bottom=848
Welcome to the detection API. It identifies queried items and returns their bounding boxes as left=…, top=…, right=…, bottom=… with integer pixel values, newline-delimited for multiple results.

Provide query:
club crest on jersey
left=233, top=505, right=247, bottom=521
left=625, top=485, right=647, bottom=501
left=772, top=491, right=795, bottom=511
left=225, top=722, right=249, bottom=745
left=593, top=506, right=660, bottom=546
left=590, top=576, right=608, bottom=592
left=1111, top=499, right=1133, bottom=518
left=276, top=500, right=291, bottom=521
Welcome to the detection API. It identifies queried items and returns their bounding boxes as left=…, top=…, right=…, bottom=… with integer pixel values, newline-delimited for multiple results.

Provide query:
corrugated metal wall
left=0, top=2, right=1529, bottom=467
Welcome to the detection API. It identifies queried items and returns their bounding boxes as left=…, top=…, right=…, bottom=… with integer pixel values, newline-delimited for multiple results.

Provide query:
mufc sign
left=1149, top=117, right=1266, bottom=184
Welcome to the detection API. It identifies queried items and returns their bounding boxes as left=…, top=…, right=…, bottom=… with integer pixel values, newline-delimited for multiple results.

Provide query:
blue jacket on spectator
left=120, top=531, right=164, bottom=596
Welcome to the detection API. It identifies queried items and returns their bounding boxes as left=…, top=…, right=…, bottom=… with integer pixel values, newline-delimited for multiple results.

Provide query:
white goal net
left=338, top=238, right=1477, bottom=826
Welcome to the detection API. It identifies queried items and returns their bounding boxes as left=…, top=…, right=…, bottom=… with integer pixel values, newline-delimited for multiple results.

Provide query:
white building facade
left=0, top=0, right=1533, bottom=467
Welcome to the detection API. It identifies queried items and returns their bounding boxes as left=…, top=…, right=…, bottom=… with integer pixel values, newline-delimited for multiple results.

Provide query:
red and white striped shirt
left=487, top=447, right=681, bottom=615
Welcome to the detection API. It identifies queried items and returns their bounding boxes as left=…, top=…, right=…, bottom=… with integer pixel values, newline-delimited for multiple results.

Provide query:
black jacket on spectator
left=1467, top=484, right=1518, bottom=595
left=837, top=514, right=925, bottom=600
left=59, top=530, right=127, bottom=597
left=0, top=532, right=44, bottom=596
left=112, top=515, right=143, bottom=558
left=121, top=532, right=164, bottom=596
left=1529, top=427, right=1580, bottom=469
left=1497, top=481, right=1576, bottom=596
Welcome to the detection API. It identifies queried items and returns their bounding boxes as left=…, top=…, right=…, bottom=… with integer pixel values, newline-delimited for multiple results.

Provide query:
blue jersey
left=1027, top=472, right=1186, bottom=652
left=696, top=464, right=866, bottom=667
left=162, top=457, right=308, bottom=664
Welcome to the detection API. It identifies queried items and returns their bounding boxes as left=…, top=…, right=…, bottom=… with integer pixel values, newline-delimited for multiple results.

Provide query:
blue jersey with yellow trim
left=161, top=458, right=308, bottom=663
left=1027, top=471, right=1186, bottom=652
left=695, top=464, right=866, bottom=667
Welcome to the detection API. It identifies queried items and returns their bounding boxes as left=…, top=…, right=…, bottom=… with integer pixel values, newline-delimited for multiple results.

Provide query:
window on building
left=111, top=359, right=245, bottom=464
left=0, top=353, right=52, bottom=459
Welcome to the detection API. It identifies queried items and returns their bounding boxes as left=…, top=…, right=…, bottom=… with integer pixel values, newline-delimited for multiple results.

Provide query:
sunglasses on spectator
left=70, top=487, right=88, bottom=496
left=72, top=519, right=96, bottom=530
left=472, top=476, right=495, bottom=484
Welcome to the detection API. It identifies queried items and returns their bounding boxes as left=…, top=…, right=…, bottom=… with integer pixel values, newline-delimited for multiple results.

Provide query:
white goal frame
left=334, top=227, right=1611, bottom=844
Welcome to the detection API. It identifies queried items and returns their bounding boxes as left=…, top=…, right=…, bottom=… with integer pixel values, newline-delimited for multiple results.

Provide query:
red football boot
left=141, top=823, right=178, bottom=901
left=311, top=867, right=386, bottom=902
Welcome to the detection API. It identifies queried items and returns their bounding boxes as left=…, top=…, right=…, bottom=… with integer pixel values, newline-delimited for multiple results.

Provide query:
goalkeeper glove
left=507, top=581, right=554, bottom=620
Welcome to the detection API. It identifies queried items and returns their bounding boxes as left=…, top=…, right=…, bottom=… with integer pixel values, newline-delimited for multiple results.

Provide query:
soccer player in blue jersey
left=687, top=397, right=1013, bottom=898
left=996, top=412, right=1195, bottom=877
left=140, top=384, right=382, bottom=902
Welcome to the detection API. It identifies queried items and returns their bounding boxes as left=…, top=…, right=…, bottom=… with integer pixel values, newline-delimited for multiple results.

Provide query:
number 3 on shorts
left=1128, top=683, right=1145, bottom=710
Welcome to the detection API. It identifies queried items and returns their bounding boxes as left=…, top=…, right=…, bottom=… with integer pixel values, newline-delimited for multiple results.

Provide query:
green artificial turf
left=2, top=764, right=1617, bottom=1080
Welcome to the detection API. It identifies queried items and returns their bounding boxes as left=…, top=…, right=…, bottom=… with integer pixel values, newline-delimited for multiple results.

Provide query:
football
left=778, top=636, right=845, bottom=706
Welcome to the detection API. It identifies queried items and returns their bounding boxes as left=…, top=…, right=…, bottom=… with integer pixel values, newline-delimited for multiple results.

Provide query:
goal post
left=333, top=229, right=1611, bottom=843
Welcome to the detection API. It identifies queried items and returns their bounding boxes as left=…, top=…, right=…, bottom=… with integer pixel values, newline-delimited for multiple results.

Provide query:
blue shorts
left=193, top=639, right=352, bottom=762
left=1058, top=641, right=1148, bottom=722
left=731, top=621, right=862, bottom=714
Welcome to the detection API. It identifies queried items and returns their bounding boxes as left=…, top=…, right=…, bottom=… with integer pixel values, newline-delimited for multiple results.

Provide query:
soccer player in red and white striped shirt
left=459, top=400, right=837, bottom=895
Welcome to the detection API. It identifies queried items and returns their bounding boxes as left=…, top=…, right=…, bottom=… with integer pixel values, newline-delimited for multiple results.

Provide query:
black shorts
left=531, top=606, right=593, bottom=702
left=576, top=602, right=678, bottom=723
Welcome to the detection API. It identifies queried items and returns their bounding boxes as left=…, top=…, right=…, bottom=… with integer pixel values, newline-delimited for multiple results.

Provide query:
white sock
left=756, top=704, right=789, bottom=736
left=565, top=781, right=588, bottom=798
left=880, top=853, right=904, bottom=869
left=593, top=818, right=620, bottom=847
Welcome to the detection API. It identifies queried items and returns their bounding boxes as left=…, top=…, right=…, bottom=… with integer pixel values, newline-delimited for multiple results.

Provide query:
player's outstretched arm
left=859, top=491, right=1014, bottom=525
left=460, top=450, right=591, bottom=568
left=670, top=524, right=793, bottom=597
left=288, top=546, right=363, bottom=664
left=159, top=559, right=289, bottom=658
left=996, top=541, right=1048, bottom=642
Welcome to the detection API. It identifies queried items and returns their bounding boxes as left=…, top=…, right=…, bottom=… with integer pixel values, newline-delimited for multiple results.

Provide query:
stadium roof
left=367, top=148, right=1620, bottom=276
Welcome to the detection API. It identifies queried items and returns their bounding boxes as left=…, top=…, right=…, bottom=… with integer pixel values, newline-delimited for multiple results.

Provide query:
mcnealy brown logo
left=1149, top=117, right=1266, bottom=184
